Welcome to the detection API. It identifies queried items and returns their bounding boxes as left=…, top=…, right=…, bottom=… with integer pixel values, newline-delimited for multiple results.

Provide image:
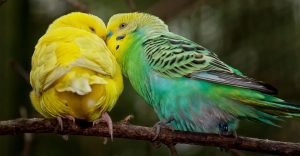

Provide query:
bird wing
left=143, top=33, right=277, bottom=94
left=30, top=29, right=113, bottom=94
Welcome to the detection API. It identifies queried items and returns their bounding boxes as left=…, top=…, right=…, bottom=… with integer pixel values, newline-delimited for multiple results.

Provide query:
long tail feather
left=229, top=96, right=300, bottom=126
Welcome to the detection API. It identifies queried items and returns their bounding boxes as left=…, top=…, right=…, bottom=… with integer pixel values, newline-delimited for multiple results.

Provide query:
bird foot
left=65, top=115, right=76, bottom=125
left=56, top=116, right=76, bottom=141
left=56, top=117, right=64, bottom=131
left=152, top=117, right=175, bottom=141
left=120, top=114, right=134, bottom=125
left=218, top=122, right=237, bottom=138
left=56, top=116, right=76, bottom=131
left=93, top=112, right=113, bottom=141
left=217, top=131, right=238, bottom=153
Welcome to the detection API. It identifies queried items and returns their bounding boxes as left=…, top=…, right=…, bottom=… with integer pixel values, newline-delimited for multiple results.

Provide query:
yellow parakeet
left=29, top=12, right=123, bottom=137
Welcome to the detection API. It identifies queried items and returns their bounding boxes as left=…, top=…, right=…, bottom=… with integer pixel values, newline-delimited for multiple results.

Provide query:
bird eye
left=119, top=23, right=127, bottom=29
left=89, top=26, right=96, bottom=33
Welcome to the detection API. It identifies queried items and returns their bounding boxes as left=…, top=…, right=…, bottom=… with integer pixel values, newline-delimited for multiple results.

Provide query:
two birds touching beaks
left=29, top=12, right=300, bottom=140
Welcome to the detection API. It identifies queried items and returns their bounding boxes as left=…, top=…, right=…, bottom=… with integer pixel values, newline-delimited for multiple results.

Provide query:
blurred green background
left=1, top=0, right=300, bottom=155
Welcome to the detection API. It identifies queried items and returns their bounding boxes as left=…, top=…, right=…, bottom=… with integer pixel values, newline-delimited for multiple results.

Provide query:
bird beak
left=107, top=31, right=113, bottom=39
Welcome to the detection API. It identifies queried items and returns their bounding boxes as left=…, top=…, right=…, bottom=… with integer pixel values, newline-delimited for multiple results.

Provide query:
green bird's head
left=106, top=12, right=168, bottom=61
left=47, top=12, right=107, bottom=40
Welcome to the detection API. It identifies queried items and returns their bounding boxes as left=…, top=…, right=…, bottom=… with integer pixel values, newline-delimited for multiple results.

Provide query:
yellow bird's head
left=47, top=12, right=107, bottom=40
left=106, top=13, right=168, bottom=61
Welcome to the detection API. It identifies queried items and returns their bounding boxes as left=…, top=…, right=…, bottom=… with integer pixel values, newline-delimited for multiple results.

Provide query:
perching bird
left=106, top=12, right=300, bottom=135
left=30, top=12, right=123, bottom=137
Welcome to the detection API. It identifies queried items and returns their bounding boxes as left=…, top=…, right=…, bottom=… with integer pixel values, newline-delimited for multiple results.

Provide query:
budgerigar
left=30, top=12, right=123, bottom=137
left=106, top=12, right=300, bottom=134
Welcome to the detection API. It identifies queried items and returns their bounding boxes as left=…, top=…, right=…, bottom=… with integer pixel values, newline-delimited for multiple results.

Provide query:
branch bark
left=0, top=118, right=299, bottom=155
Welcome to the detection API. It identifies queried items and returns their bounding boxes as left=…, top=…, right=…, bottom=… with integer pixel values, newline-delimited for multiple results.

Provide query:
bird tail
left=229, top=95, right=300, bottom=126
left=30, top=91, right=50, bottom=117
left=260, top=100, right=300, bottom=117
left=29, top=88, right=70, bottom=118
left=41, top=88, right=70, bottom=117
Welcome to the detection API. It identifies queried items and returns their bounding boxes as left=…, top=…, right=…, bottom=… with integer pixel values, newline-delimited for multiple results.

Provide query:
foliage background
left=0, top=0, right=300, bottom=155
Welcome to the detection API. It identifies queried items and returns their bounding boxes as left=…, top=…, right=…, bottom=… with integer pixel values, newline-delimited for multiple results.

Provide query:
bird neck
left=120, top=31, right=153, bottom=103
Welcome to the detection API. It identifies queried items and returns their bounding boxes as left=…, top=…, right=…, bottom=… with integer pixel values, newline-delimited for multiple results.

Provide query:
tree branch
left=0, top=118, right=299, bottom=155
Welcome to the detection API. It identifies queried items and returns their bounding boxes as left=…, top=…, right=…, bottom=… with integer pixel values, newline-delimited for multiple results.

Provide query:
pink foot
left=65, top=115, right=76, bottom=125
left=152, top=117, right=175, bottom=141
left=56, top=116, right=76, bottom=131
left=93, top=112, right=113, bottom=140
left=56, top=117, right=64, bottom=131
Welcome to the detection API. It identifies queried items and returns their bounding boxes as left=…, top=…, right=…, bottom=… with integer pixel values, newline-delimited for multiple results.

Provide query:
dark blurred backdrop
left=0, top=0, right=300, bottom=156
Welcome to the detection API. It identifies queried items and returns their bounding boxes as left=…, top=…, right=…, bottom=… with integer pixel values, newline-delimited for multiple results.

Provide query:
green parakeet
left=106, top=12, right=300, bottom=134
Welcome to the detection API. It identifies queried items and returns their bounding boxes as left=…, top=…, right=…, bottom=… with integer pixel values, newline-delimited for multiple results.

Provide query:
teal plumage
left=107, top=13, right=300, bottom=133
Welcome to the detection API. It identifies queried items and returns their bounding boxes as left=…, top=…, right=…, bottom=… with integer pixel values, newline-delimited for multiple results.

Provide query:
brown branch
left=0, top=118, right=299, bottom=155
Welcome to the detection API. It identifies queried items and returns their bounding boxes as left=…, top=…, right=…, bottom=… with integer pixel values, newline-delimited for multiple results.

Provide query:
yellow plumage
left=30, top=12, right=123, bottom=122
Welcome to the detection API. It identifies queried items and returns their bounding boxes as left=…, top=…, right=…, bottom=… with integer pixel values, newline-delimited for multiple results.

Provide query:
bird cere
left=29, top=11, right=300, bottom=151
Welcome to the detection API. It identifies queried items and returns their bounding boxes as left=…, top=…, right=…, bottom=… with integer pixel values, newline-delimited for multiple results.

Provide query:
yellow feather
left=30, top=12, right=123, bottom=121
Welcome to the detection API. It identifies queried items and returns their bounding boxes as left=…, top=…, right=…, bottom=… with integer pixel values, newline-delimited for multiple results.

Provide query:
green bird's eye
left=119, top=23, right=127, bottom=29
